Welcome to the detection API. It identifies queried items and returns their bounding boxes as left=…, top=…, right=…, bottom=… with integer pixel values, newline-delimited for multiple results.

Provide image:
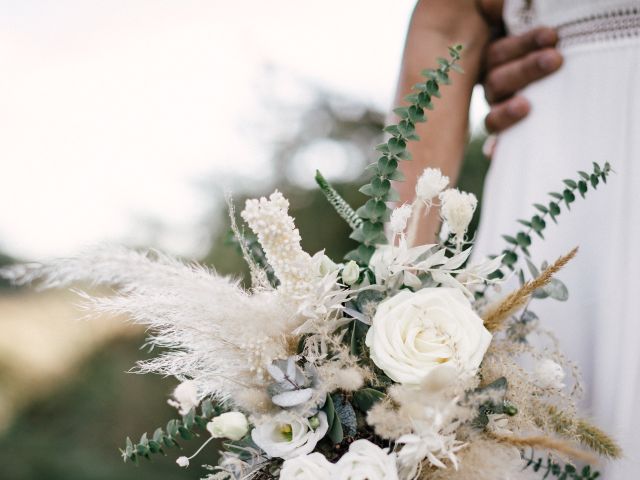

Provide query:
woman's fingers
left=486, top=27, right=559, bottom=69
left=485, top=96, right=530, bottom=134
left=484, top=47, right=563, bottom=103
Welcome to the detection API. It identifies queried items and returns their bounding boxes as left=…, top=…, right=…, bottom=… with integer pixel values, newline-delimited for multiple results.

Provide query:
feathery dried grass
left=546, top=405, right=622, bottom=459
left=479, top=335, right=582, bottom=437
left=491, top=433, right=596, bottom=464
left=483, top=247, right=578, bottom=332
left=1, top=245, right=298, bottom=407
left=425, top=439, right=537, bottom=480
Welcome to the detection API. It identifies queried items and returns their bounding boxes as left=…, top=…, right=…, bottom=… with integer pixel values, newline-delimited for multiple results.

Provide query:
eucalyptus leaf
left=352, top=388, right=385, bottom=413
left=332, top=395, right=357, bottom=437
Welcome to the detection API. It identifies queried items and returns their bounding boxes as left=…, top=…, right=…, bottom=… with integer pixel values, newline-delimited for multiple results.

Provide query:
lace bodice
left=505, top=0, right=640, bottom=44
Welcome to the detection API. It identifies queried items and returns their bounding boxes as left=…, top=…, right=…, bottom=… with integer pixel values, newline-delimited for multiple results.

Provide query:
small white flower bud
left=342, top=260, right=360, bottom=285
left=389, top=204, right=413, bottom=235
left=206, top=412, right=249, bottom=441
left=439, top=189, right=477, bottom=238
left=176, top=456, right=190, bottom=468
left=416, top=168, right=449, bottom=204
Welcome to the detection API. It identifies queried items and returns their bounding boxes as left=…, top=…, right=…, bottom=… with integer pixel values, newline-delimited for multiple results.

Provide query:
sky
left=0, top=0, right=488, bottom=260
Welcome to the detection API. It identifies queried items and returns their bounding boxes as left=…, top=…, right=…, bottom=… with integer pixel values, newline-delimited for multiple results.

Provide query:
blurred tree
left=0, top=337, right=213, bottom=480
left=205, top=91, right=489, bottom=277
left=0, top=251, right=15, bottom=290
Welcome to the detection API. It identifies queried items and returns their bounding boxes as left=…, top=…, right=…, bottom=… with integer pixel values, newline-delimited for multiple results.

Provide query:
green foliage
left=490, top=162, right=612, bottom=281
left=349, top=319, right=369, bottom=357
left=0, top=337, right=209, bottom=480
left=352, top=388, right=386, bottom=413
left=332, top=394, right=357, bottom=438
left=346, top=45, right=464, bottom=264
left=468, top=377, right=516, bottom=429
left=322, top=393, right=359, bottom=445
left=322, top=394, right=342, bottom=444
left=121, top=400, right=223, bottom=464
left=523, top=452, right=600, bottom=480
left=315, top=170, right=363, bottom=230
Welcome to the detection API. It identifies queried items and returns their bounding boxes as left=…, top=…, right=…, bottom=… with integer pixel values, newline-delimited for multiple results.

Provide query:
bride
left=396, top=0, right=640, bottom=477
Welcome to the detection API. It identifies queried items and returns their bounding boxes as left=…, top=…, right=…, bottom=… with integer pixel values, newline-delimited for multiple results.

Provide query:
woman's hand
left=477, top=0, right=564, bottom=133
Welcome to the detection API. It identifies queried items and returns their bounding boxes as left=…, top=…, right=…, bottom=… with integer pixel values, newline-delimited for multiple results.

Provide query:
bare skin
left=395, top=0, right=563, bottom=244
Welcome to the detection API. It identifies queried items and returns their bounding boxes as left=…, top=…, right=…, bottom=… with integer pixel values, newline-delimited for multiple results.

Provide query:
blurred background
left=0, top=1, right=490, bottom=478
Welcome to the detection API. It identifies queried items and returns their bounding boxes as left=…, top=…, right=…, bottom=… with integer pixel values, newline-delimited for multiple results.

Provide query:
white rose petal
left=251, top=412, right=329, bottom=460
left=319, top=255, right=339, bottom=276
left=335, top=439, right=399, bottom=480
left=342, top=260, right=360, bottom=285
left=365, top=288, right=492, bottom=385
left=280, top=452, right=333, bottom=480
left=439, top=189, right=477, bottom=237
left=534, top=359, right=566, bottom=390
left=416, top=168, right=449, bottom=203
left=207, top=412, right=249, bottom=441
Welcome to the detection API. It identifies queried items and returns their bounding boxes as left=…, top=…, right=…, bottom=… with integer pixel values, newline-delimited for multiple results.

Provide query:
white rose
left=365, top=288, right=492, bottom=385
left=207, top=412, right=249, bottom=441
left=334, top=439, right=399, bottom=480
left=280, top=452, right=333, bottom=480
left=342, top=260, right=360, bottom=285
left=251, top=412, right=328, bottom=460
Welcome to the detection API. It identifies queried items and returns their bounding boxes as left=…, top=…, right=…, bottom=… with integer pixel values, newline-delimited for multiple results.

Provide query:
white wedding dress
left=473, top=1, right=640, bottom=476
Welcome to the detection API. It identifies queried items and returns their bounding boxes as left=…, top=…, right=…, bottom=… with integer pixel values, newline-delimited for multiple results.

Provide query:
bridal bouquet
left=4, top=46, right=620, bottom=479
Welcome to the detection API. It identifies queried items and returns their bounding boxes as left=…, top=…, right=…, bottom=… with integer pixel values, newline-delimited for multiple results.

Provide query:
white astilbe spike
left=1, top=245, right=299, bottom=406
left=241, top=191, right=315, bottom=297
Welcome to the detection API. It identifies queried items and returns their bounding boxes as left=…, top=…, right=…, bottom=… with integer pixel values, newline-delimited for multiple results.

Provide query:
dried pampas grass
left=483, top=247, right=578, bottom=332
left=491, top=433, right=596, bottom=464
left=546, top=405, right=622, bottom=459
left=426, top=439, right=537, bottom=480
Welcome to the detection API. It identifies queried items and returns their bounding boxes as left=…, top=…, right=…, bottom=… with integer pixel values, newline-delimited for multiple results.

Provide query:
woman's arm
left=395, top=0, right=491, bottom=244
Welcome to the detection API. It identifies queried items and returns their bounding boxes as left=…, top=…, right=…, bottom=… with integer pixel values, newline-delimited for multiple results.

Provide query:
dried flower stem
left=491, top=433, right=596, bottom=464
left=546, top=405, right=622, bottom=459
left=483, top=247, right=578, bottom=332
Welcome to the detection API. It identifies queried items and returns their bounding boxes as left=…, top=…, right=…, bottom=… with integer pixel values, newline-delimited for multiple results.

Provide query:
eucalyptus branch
left=315, top=170, right=363, bottom=230
left=121, top=399, right=222, bottom=464
left=346, top=45, right=464, bottom=264
left=486, top=162, right=612, bottom=285
left=523, top=451, right=600, bottom=480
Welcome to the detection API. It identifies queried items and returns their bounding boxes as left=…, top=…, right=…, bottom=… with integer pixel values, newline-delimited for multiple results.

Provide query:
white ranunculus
left=280, top=452, right=333, bottom=479
left=342, top=260, right=360, bottom=285
left=251, top=412, right=328, bottom=460
left=439, top=189, right=477, bottom=237
left=365, top=288, right=492, bottom=385
left=416, top=168, right=449, bottom=204
left=334, top=439, right=399, bottom=480
left=207, top=412, right=249, bottom=441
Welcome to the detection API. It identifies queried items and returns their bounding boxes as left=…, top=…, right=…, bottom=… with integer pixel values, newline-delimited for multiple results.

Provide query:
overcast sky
left=0, top=1, right=487, bottom=260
